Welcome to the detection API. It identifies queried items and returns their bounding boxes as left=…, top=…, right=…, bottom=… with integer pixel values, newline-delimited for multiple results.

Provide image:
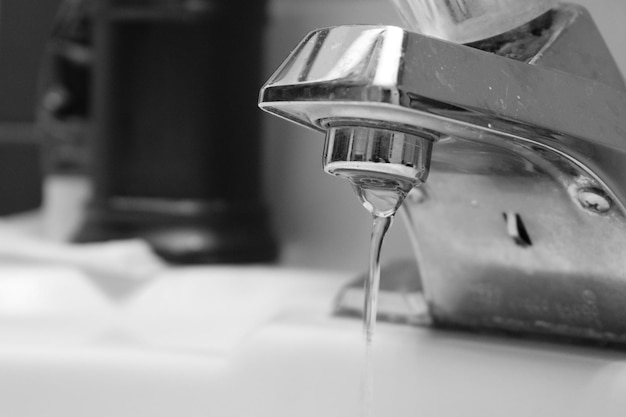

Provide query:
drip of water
left=359, top=215, right=391, bottom=417
left=347, top=171, right=417, bottom=214
left=363, top=215, right=392, bottom=343
left=360, top=336, right=375, bottom=417
left=341, top=170, right=417, bottom=417
left=347, top=173, right=416, bottom=340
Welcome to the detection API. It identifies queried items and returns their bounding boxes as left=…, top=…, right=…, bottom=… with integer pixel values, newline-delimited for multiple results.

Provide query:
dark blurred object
left=37, top=0, right=93, bottom=174
left=0, top=125, right=42, bottom=215
left=1, top=0, right=63, bottom=121
left=0, top=0, right=62, bottom=214
left=54, top=0, right=278, bottom=263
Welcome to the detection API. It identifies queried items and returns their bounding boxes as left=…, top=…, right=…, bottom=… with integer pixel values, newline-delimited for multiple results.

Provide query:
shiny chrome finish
left=259, top=4, right=626, bottom=345
left=323, top=126, right=435, bottom=185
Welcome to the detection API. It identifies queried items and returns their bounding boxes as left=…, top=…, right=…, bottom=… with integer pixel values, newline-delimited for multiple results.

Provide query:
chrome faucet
left=259, top=4, right=626, bottom=346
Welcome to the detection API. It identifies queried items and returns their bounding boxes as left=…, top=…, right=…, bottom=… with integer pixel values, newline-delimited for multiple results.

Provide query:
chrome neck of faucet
left=260, top=5, right=626, bottom=208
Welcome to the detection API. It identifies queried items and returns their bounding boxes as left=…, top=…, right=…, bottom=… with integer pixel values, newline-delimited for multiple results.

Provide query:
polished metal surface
left=259, top=4, right=626, bottom=345
left=323, top=126, right=435, bottom=185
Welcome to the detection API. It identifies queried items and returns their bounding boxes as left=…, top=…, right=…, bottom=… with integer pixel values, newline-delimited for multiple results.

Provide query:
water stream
left=344, top=171, right=417, bottom=417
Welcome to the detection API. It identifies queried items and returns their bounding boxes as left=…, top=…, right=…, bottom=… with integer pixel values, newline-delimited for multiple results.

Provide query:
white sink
left=0, top=265, right=624, bottom=417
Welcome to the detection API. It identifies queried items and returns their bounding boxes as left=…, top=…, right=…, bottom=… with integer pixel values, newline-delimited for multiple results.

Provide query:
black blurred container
left=76, top=0, right=277, bottom=263
left=0, top=1, right=64, bottom=216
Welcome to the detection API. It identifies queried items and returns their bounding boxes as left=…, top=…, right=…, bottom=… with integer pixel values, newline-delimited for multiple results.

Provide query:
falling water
left=346, top=172, right=416, bottom=417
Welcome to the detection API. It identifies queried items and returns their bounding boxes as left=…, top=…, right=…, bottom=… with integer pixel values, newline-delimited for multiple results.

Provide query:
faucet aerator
left=323, top=126, right=435, bottom=187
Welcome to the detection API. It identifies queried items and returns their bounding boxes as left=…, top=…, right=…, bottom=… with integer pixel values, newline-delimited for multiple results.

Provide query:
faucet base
left=334, top=259, right=430, bottom=326
left=401, top=153, right=626, bottom=346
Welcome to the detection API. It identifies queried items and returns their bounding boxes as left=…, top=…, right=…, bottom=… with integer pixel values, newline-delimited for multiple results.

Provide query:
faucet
left=259, top=4, right=626, bottom=346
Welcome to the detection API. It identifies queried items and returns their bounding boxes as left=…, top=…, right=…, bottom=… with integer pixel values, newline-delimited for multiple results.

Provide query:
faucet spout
left=259, top=4, right=626, bottom=346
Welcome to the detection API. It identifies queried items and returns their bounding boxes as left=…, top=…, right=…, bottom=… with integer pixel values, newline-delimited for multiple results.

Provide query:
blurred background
left=0, top=0, right=625, bottom=272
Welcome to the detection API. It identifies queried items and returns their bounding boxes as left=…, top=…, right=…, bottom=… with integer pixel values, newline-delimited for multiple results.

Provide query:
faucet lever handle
left=389, top=0, right=558, bottom=43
